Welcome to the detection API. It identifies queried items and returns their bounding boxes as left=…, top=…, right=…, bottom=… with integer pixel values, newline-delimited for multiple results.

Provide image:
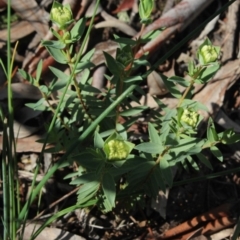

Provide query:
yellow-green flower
left=107, top=139, right=128, bottom=160
left=103, top=133, right=135, bottom=161
left=50, top=2, right=73, bottom=29
left=197, top=38, right=220, bottom=65
left=181, top=109, right=199, bottom=127
left=200, top=45, right=218, bottom=63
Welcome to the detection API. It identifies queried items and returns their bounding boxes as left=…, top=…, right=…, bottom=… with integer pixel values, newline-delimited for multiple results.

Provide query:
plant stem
left=177, top=79, right=195, bottom=107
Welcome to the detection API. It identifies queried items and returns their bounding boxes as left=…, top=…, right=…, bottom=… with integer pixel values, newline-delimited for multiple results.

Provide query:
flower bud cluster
left=181, top=109, right=199, bottom=128
left=199, top=45, right=218, bottom=64
left=197, top=38, right=220, bottom=65
left=50, top=2, right=73, bottom=29
left=107, top=139, right=129, bottom=160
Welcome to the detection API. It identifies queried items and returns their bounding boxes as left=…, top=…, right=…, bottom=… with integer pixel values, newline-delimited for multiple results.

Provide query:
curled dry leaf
left=0, top=83, right=42, bottom=100
left=95, top=10, right=137, bottom=36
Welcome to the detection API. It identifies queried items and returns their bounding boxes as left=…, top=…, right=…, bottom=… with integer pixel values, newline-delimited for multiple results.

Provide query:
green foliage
left=7, top=2, right=239, bottom=237
left=139, top=0, right=154, bottom=24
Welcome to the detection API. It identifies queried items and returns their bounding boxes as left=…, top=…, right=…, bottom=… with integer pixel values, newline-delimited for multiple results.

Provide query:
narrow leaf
left=196, top=153, right=213, bottom=170
left=135, top=142, right=163, bottom=154
left=102, top=173, right=116, bottom=211
left=148, top=122, right=161, bottom=144
left=45, top=46, right=67, bottom=64
left=160, top=155, right=173, bottom=187
left=210, top=146, right=223, bottom=162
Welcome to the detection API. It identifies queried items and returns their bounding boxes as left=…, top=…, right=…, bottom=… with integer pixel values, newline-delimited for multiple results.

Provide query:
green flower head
left=139, top=0, right=154, bottom=24
left=103, top=133, right=135, bottom=161
left=181, top=108, right=199, bottom=128
left=116, top=45, right=133, bottom=70
left=50, top=2, right=73, bottom=29
left=197, top=38, right=220, bottom=65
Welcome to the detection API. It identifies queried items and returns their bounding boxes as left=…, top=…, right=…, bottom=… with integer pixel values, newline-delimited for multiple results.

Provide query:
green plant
left=1, top=0, right=240, bottom=239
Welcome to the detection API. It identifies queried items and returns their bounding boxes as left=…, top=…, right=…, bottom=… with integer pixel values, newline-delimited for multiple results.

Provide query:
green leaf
left=25, top=98, right=48, bottom=111
left=70, top=17, right=86, bottom=41
left=41, top=40, right=66, bottom=49
left=74, top=151, right=104, bottom=170
left=77, top=181, right=99, bottom=204
left=148, top=122, right=161, bottom=144
left=113, top=35, right=137, bottom=46
left=116, top=123, right=127, bottom=140
left=220, top=129, right=240, bottom=144
left=169, top=138, right=200, bottom=153
left=197, top=63, right=220, bottom=83
left=50, top=78, right=67, bottom=92
left=210, top=146, right=223, bottom=161
left=75, top=62, right=95, bottom=73
left=124, top=75, right=143, bottom=83
left=103, top=51, right=121, bottom=75
left=141, top=29, right=162, bottom=43
left=139, top=0, right=153, bottom=23
left=159, top=154, right=173, bottom=187
left=81, top=48, right=95, bottom=62
left=120, top=106, right=148, bottom=116
left=70, top=172, right=98, bottom=185
left=148, top=167, right=166, bottom=195
left=94, top=131, right=104, bottom=148
left=45, top=46, right=67, bottom=64
left=187, top=156, right=199, bottom=171
left=188, top=60, right=195, bottom=76
left=207, top=118, right=219, bottom=143
left=49, top=66, right=69, bottom=80
left=110, top=156, right=147, bottom=176
left=63, top=171, right=79, bottom=179
left=181, top=99, right=208, bottom=111
left=39, top=85, right=48, bottom=94
left=36, top=60, right=42, bottom=83
left=168, top=76, right=190, bottom=87
left=102, top=173, right=116, bottom=212
left=135, top=142, right=163, bottom=154
left=18, top=69, right=35, bottom=85
left=159, top=72, right=182, bottom=98
left=78, top=69, right=90, bottom=85
left=126, top=161, right=155, bottom=191
left=196, top=153, right=213, bottom=170
left=146, top=175, right=161, bottom=197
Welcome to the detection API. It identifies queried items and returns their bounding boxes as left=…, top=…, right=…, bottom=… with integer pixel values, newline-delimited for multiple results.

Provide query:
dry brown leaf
left=0, top=21, right=34, bottom=48
left=23, top=223, right=86, bottom=240
left=0, top=83, right=42, bottom=100
left=2, top=0, right=49, bottom=38
left=12, top=120, right=40, bottom=138
left=0, top=134, right=50, bottom=152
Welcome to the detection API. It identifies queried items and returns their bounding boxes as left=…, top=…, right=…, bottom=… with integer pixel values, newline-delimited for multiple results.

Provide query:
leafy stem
left=64, top=45, right=94, bottom=122
left=177, top=67, right=204, bottom=107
